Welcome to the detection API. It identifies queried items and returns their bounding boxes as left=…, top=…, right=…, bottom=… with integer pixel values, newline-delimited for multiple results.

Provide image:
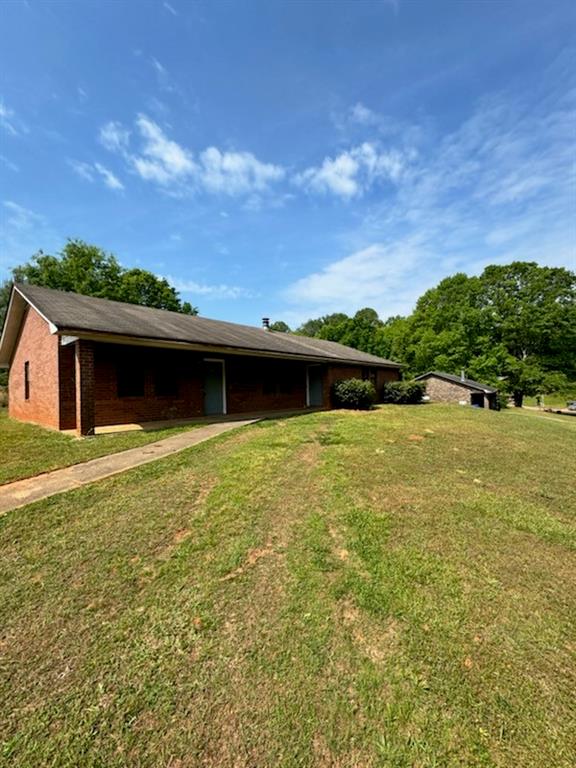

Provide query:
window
left=117, top=364, right=145, bottom=397
left=362, top=367, right=376, bottom=385
left=24, top=361, right=30, bottom=400
left=155, top=370, right=179, bottom=397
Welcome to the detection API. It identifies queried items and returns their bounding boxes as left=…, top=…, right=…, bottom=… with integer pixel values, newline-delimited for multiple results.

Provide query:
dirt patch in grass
left=220, top=544, right=276, bottom=581
left=340, top=598, right=402, bottom=665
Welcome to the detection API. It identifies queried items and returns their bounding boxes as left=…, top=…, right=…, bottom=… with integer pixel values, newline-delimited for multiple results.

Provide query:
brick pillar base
left=75, top=340, right=95, bottom=435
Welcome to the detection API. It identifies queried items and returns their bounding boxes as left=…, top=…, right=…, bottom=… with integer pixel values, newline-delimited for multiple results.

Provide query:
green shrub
left=381, top=380, right=426, bottom=404
left=0, top=386, right=7, bottom=408
left=332, top=378, right=376, bottom=410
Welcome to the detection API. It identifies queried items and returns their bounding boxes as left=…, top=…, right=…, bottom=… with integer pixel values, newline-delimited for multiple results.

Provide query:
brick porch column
left=75, top=340, right=95, bottom=436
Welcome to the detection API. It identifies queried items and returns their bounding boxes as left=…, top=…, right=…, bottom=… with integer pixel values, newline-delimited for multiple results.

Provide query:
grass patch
left=0, top=405, right=575, bottom=766
left=0, top=410, right=200, bottom=485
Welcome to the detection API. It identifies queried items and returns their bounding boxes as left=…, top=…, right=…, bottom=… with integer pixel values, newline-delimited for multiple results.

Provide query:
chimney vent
left=262, top=317, right=270, bottom=330
left=461, top=369, right=466, bottom=382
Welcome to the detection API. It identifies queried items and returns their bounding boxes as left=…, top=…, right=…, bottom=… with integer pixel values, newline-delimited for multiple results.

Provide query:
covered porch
left=64, top=339, right=329, bottom=435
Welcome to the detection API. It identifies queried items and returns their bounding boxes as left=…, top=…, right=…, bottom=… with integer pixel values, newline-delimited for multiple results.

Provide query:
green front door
left=204, top=360, right=226, bottom=415
left=307, top=365, right=323, bottom=407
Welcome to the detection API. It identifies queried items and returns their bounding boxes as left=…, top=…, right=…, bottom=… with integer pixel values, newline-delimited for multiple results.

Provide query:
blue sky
left=1, top=0, right=574, bottom=326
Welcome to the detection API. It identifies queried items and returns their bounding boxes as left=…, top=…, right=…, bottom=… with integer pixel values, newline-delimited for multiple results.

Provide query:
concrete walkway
left=0, top=418, right=258, bottom=516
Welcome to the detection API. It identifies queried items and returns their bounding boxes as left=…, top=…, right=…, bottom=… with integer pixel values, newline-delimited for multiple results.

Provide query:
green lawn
left=1, top=405, right=575, bottom=767
left=0, top=410, right=199, bottom=485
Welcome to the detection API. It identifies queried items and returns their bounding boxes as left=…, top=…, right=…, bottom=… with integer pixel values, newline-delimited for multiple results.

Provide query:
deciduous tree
left=0, top=239, right=198, bottom=327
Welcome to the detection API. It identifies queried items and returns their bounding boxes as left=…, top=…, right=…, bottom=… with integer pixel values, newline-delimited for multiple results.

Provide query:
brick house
left=414, top=371, right=498, bottom=409
left=0, top=284, right=402, bottom=435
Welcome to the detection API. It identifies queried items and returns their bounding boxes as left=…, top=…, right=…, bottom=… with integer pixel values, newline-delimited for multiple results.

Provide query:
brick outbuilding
left=0, top=284, right=401, bottom=434
left=415, top=371, right=498, bottom=409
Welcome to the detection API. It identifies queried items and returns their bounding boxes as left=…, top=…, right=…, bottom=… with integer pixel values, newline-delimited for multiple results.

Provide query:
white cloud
left=69, top=159, right=95, bottom=181
left=0, top=155, right=19, bottom=172
left=0, top=102, right=17, bottom=135
left=94, top=163, right=124, bottom=190
left=285, top=77, right=575, bottom=320
left=284, top=241, right=425, bottom=318
left=332, top=101, right=421, bottom=143
left=294, top=142, right=410, bottom=198
left=151, top=57, right=167, bottom=77
left=167, top=276, right=256, bottom=300
left=3, top=200, right=45, bottom=230
left=69, top=159, right=124, bottom=191
left=99, top=121, right=130, bottom=153
left=349, top=102, right=380, bottom=126
left=163, top=2, right=178, bottom=16
left=0, top=100, right=25, bottom=136
left=296, top=151, right=360, bottom=198
left=132, top=114, right=196, bottom=185
left=199, top=146, right=285, bottom=195
left=149, top=56, right=179, bottom=95
left=100, top=114, right=285, bottom=198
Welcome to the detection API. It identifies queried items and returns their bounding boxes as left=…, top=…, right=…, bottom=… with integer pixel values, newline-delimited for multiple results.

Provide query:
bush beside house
left=381, top=380, right=426, bottom=404
left=332, top=379, right=376, bottom=410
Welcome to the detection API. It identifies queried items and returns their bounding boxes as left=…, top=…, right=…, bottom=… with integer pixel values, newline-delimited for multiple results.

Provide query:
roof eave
left=56, top=327, right=402, bottom=367
left=0, top=285, right=60, bottom=367
left=414, top=371, right=497, bottom=393
left=0, top=287, right=25, bottom=367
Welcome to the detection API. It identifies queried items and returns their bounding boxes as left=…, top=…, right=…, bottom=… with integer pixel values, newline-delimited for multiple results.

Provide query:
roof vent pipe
left=461, top=369, right=466, bottom=382
left=262, top=317, right=270, bottom=330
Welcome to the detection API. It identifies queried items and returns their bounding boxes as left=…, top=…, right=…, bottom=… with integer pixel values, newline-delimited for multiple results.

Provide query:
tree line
left=276, top=262, right=576, bottom=407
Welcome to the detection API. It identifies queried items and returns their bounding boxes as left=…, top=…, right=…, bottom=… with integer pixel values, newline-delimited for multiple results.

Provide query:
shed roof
left=0, top=283, right=401, bottom=369
left=414, top=371, right=498, bottom=394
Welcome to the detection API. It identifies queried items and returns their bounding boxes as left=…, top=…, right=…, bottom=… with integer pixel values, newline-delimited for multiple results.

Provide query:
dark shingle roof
left=10, top=283, right=401, bottom=368
left=414, top=371, right=498, bottom=393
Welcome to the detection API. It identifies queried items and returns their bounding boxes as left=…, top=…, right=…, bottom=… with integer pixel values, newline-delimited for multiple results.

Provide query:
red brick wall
left=323, top=364, right=401, bottom=406
left=226, top=357, right=307, bottom=412
left=376, top=367, right=401, bottom=391
left=75, top=340, right=96, bottom=435
left=59, top=344, right=76, bottom=430
left=324, top=365, right=362, bottom=405
left=93, top=344, right=205, bottom=426
left=8, top=307, right=60, bottom=429
left=91, top=345, right=310, bottom=425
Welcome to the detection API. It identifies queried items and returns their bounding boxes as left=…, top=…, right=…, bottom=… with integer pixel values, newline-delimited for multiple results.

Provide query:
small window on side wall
left=24, top=361, right=30, bottom=400
left=117, top=364, right=145, bottom=398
